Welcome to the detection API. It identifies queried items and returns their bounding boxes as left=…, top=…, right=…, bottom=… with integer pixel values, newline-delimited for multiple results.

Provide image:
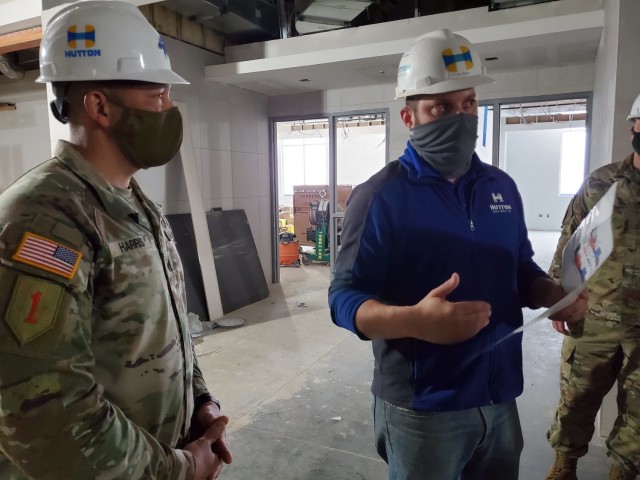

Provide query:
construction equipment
left=301, top=199, right=331, bottom=264
left=279, top=231, right=301, bottom=267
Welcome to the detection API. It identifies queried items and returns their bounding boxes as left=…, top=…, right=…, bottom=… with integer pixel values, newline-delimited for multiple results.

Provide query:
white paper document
left=514, top=182, right=618, bottom=334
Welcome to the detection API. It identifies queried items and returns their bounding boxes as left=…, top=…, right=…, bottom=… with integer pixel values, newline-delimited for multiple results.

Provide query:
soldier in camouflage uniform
left=545, top=96, right=640, bottom=480
left=0, top=2, right=231, bottom=479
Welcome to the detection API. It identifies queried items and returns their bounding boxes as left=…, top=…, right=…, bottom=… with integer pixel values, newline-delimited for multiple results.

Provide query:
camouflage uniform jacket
left=0, top=141, right=213, bottom=479
left=550, top=153, right=640, bottom=324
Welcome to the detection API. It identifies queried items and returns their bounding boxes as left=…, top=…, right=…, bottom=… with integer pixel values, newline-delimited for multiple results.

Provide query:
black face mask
left=409, top=113, right=478, bottom=179
left=633, top=131, right=640, bottom=155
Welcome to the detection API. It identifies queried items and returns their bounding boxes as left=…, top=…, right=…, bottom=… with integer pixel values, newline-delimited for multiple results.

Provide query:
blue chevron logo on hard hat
left=442, top=46, right=473, bottom=73
left=67, top=25, right=96, bottom=48
left=158, top=36, right=168, bottom=57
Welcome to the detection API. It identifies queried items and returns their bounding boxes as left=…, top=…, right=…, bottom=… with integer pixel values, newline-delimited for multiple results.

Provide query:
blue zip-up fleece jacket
left=329, top=143, right=548, bottom=412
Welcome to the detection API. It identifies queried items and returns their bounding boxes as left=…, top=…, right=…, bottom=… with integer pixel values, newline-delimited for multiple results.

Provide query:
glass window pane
left=282, top=145, right=304, bottom=195
left=304, top=144, right=328, bottom=185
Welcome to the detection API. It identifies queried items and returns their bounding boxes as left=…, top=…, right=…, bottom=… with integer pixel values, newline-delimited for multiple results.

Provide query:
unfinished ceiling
left=157, top=0, right=545, bottom=44
left=204, top=0, right=603, bottom=96
left=1, top=0, right=504, bottom=77
left=1, top=0, right=600, bottom=96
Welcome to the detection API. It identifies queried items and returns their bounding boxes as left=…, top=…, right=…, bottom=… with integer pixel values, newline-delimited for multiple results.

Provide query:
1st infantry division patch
left=12, top=232, right=82, bottom=280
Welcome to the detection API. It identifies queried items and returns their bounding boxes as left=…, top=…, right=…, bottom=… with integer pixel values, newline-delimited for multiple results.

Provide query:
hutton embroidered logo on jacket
left=489, top=192, right=513, bottom=213
left=442, top=46, right=473, bottom=74
left=12, top=232, right=82, bottom=279
left=66, top=25, right=101, bottom=58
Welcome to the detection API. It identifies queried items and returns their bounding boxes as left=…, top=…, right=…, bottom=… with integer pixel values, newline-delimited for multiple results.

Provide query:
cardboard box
left=336, top=185, right=353, bottom=212
left=293, top=185, right=328, bottom=213
left=293, top=185, right=353, bottom=213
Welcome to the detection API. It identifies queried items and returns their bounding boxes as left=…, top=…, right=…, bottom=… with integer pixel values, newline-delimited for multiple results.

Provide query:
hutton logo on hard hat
left=65, top=25, right=101, bottom=58
left=442, top=46, right=473, bottom=74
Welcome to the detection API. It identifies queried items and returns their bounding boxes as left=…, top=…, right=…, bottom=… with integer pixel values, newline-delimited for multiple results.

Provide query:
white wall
left=0, top=0, right=40, bottom=34
left=132, top=36, right=272, bottom=282
left=502, top=123, right=585, bottom=231
left=589, top=0, right=619, bottom=171
left=611, top=0, right=640, bottom=164
left=0, top=71, right=51, bottom=193
left=590, top=0, right=640, bottom=171
left=478, top=64, right=595, bottom=101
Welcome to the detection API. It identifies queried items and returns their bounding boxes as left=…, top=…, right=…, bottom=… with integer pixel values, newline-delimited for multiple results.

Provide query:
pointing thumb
left=427, top=273, right=460, bottom=300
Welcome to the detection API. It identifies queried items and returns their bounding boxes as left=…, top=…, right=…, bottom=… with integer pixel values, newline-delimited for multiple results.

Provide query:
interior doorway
left=271, top=110, right=389, bottom=283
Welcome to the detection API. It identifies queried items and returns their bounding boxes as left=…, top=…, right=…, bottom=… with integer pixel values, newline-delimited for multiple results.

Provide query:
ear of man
left=400, top=105, right=416, bottom=129
left=82, top=88, right=116, bottom=129
left=65, top=82, right=122, bottom=128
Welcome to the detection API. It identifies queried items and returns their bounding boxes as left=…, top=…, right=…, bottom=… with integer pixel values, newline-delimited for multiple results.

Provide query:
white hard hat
left=627, top=94, right=640, bottom=121
left=395, top=29, right=493, bottom=99
left=36, top=0, right=188, bottom=84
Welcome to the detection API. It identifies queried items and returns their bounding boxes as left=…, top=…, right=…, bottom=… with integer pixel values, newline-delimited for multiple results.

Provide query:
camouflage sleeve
left=0, top=221, right=195, bottom=480
left=548, top=171, right=610, bottom=280
left=192, top=349, right=217, bottom=405
left=548, top=192, right=584, bottom=280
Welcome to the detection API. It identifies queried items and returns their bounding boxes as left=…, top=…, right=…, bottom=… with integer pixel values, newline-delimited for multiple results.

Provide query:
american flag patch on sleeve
left=12, top=232, right=82, bottom=280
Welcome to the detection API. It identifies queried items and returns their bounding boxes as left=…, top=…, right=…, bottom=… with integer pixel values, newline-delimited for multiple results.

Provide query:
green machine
left=302, top=199, right=331, bottom=264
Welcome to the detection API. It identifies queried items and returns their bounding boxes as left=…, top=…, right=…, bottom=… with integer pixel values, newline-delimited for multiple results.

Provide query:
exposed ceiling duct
left=160, top=0, right=281, bottom=43
left=0, top=54, right=25, bottom=80
left=159, top=0, right=557, bottom=45
left=295, top=0, right=372, bottom=35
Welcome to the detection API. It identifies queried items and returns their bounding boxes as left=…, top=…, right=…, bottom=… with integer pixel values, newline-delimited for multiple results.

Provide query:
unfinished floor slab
left=195, top=231, right=610, bottom=479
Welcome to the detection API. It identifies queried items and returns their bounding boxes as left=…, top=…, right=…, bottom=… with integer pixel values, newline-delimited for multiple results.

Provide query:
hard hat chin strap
left=50, top=82, right=70, bottom=124
left=50, top=100, right=69, bottom=124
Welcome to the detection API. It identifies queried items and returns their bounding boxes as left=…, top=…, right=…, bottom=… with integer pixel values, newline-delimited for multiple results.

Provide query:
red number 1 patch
left=5, top=276, right=64, bottom=345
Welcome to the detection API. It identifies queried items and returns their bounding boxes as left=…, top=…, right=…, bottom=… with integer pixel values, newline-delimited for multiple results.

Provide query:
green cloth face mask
left=107, top=96, right=183, bottom=169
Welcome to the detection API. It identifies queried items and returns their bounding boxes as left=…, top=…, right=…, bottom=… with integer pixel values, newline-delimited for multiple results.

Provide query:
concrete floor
left=195, top=231, right=611, bottom=479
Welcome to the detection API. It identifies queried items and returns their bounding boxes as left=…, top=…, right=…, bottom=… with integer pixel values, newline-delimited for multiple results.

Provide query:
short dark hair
left=52, top=80, right=144, bottom=123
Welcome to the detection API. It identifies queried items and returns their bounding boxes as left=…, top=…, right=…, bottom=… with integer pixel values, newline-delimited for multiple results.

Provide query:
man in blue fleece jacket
left=328, top=29, right=588, bottom=480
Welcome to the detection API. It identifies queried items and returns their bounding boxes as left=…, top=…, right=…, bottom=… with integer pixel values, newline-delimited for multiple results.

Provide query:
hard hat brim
left=395, top=74, right=494, bottom=100
left=36, top=69, right=189, bottom=85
